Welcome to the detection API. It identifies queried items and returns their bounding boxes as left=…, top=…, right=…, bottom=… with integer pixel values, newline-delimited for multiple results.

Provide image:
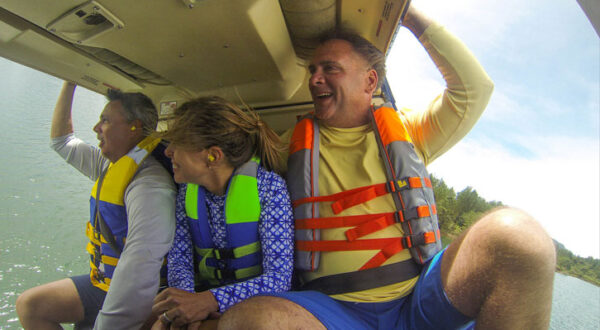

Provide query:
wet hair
left=106, top=89, right=158, bottom=136
left=318, top=29, right=387, bottom=89
left=160, top=96, right=285, bottom=173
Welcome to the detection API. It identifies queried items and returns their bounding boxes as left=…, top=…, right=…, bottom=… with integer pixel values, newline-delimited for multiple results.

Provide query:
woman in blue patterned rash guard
left=149, top=96, right=293, bottom=329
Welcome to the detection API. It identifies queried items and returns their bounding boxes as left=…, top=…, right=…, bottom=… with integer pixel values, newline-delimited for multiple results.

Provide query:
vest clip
left=214, top=248, right=235, bottom=260
left=393, top=210, right=405, bottom=223
left=215, top=268, right=236, bottom=281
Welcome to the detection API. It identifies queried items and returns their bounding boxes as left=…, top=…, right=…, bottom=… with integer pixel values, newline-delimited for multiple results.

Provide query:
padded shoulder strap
left=225, top=157, right=261, bottom=224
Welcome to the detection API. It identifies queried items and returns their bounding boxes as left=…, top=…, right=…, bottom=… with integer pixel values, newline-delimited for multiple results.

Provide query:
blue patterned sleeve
left=210, top=169, right=294, bottom=312
left=167, top=184, right=195, bottom=292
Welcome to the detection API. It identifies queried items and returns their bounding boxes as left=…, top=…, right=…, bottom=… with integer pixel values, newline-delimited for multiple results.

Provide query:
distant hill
left=431, top=176, right=600, bottom=287
left=553, top=240, right=600, bottom=286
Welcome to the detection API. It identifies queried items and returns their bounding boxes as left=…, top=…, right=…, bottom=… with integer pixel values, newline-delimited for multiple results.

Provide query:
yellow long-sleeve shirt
left=281, top=22, right=494, bottom=303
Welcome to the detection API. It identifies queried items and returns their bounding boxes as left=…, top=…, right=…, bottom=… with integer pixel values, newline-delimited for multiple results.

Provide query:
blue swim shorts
left=70, top=274, right=106, bottom=329
left=267, top=249, right=474, bottom=329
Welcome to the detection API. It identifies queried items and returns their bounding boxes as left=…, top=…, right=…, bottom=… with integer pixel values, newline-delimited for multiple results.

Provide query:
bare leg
left=195, top=319, right=219, bottom=330
left=220, top=208, right=556, bottom=329
left=149, top=316, right=219, bottom=330
left=218, top=296, right=325, bottom=330
left=442, top=208, right=556, bottom=329
left=16, top=278, right=85, bottom=330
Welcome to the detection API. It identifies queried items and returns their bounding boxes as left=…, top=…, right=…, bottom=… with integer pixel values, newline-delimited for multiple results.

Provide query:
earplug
left=208, top=154, right=215, bottom=162
left=130, top=126, right=136, bottom=131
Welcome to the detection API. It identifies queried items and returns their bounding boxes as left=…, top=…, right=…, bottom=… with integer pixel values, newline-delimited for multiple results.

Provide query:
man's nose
left=309, top=70, right=324, bottom=86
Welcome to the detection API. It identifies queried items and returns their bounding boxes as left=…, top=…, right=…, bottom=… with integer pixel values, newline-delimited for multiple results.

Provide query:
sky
left=387, top=0, right=599, bottom=258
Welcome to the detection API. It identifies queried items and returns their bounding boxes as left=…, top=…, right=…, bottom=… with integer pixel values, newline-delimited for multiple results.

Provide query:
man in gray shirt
left=16, top=81, right=176, bottom=329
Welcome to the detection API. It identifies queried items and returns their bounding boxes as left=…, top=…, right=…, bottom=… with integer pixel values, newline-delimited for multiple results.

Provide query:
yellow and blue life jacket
left=86, top=136, right=163, bottom=292
left=185, top=157, right=262, bottom=290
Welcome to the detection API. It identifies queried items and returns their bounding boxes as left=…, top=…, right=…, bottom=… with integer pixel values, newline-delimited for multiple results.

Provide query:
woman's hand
left=151, top=288, right=219, bottom=329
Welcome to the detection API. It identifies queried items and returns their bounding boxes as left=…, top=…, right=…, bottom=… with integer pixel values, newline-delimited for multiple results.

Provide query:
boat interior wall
left=0, top=0, right=403, bottom=132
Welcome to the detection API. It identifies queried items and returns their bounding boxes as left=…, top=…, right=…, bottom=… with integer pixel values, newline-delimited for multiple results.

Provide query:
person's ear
left=130, top=119, right=142, bottom=134
left=365, top=68, right=378, bottom=95
left=206, top=146, right=225, bottom=165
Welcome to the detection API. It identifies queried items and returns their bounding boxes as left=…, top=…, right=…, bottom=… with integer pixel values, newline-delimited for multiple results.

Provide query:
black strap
left=93, top=168, right=122, bottom=258
left=214, top=248, right=235, bottom=260
left=299, top=259, right=421, bottom=295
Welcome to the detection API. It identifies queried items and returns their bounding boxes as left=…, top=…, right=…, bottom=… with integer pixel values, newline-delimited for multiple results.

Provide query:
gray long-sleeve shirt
left=51, top=134, right=176, bottom=329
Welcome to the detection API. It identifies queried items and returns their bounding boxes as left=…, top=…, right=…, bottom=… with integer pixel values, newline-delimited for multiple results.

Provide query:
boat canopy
left=0, top=0, right=406, bottom=131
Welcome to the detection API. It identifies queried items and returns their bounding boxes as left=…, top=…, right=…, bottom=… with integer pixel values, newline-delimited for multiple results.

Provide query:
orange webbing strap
left=417, top=205, right=430, bottom=217
left=292, top=177, right=432, bottom=214
left=425, top=230, right=439, bottom=244
left=360, top=230, right=439, bottom=270
left=296, top=205, right=436, bottom=243
left=360, top=239, right=406, bottom=270
left=297, top=237, right=409, bottom=271
left=296, top=237, right=404, bottom=252
left=409, top=177, right=432, bottom=189
left=425, top=177, right=432, bottom=187
left=297, top=230, right=439, bottom=270
left=330, top=183, right=391, bottom=215
left=295, top=212, right=403, bottom=242
left=345, top=214, right=396, bottom=242
left=292, top=182, right=387, bottom=209
left=296, top=212, right=394, bottom=229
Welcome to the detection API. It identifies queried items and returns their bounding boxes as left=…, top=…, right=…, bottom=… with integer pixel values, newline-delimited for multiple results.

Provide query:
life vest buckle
left=214, top=268, right=236, bottom=281
left=394, top=211, right=405, bottom=223
left=214, top=248, right=234, bottom=260
left=93, top=268, right=106, bottom=282
left=401, top=236, right=413, bottom=248
left=93, top=247, right=102, bottom=264
left=385, top=180, right=398, bottom=193
left=92, top=226, right=101, bottom=241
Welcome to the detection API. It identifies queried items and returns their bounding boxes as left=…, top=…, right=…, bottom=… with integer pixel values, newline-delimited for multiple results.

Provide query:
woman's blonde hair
left=159, top=96, right=285, bottom=173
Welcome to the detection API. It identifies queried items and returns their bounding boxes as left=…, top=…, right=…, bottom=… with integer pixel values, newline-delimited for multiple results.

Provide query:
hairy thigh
left=219, top=296, right=325, bottom=330
left=441, top=207, right=555, bottom=318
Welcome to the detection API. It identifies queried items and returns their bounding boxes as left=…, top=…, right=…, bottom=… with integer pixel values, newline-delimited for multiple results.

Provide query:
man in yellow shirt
left=219, top=3, right=556, bottom=329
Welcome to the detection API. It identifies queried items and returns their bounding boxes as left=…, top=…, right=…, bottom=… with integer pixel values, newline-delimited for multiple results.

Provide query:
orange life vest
left=286, top=104, right=442, bottom=294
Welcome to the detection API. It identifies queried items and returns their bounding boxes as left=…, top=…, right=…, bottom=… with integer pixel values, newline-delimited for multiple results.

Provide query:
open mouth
left=316, top=92, right=333, bottom=99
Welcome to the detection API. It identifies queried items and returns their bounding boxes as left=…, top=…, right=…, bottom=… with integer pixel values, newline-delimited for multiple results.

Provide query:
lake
left=0, top=58, right=598, bottom=330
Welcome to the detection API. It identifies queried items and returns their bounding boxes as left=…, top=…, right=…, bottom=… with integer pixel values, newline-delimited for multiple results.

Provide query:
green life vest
left=184, top=157, right=263, bottom=289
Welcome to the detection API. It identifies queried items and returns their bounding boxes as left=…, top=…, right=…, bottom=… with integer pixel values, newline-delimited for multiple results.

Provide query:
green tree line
left=431, top=175, right=600, bottom=287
